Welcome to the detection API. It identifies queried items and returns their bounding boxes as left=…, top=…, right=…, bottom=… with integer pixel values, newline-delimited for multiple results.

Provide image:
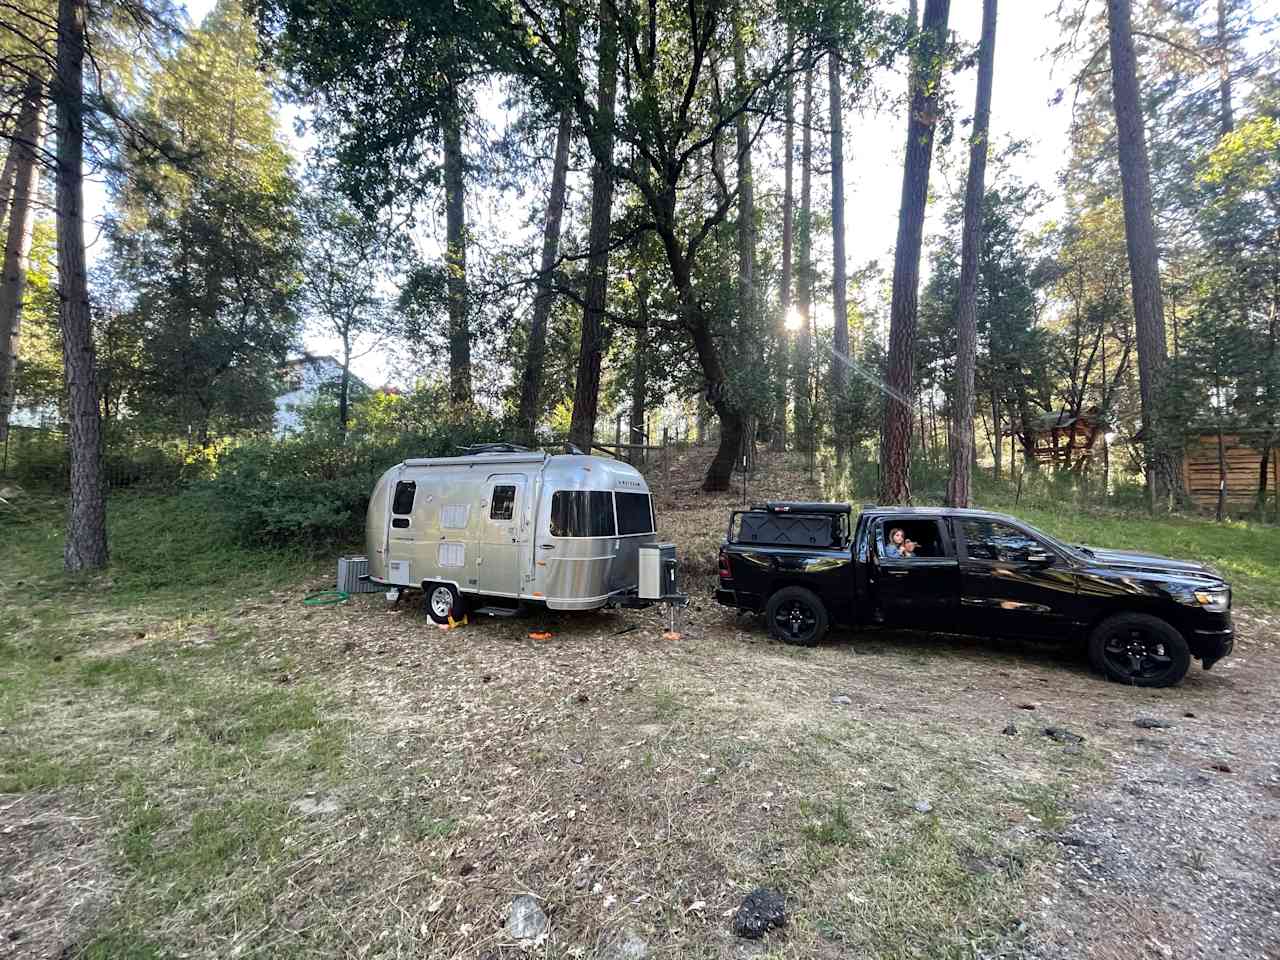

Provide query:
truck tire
left=1087, top=612, right=1191, bottom=687
left=766, top=586, right=829, bottom=647
left=424, top=583, right=466, bottom=625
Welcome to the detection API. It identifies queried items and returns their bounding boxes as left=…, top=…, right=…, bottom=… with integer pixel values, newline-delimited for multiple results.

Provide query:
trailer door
left=478, top=474, right=527, bottom=596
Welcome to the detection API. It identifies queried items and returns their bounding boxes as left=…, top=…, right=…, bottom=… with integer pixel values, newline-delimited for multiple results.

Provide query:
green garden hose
left=303, top=590, right=350, bottom=606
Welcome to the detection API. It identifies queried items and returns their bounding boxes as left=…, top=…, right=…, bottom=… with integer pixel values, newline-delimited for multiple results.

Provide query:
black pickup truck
left=714, top=501, right=1234, bottom=687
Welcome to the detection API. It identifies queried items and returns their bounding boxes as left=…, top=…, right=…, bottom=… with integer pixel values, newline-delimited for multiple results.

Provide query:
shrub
left=195, top=418, right=505, bottom=548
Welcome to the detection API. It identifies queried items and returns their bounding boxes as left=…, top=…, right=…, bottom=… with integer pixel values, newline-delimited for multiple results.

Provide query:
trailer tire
left=766, top=586, right=828, bottom=647
left=424, top=583, right=466, bottom=625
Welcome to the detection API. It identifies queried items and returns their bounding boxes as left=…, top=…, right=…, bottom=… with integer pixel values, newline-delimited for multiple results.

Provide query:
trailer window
left=392, top=480, right=416, bottom=515
left=490, top=484, right=516, bottom=521
left=616, top=492, right=655, bottom=536
left=550, top=491, right=616, bottom=537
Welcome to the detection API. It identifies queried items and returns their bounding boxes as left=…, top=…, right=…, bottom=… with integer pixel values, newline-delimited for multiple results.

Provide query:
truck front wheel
left=766, top=586, right=829, bottom=647
left=1087, top=612, right=1191, bottom=687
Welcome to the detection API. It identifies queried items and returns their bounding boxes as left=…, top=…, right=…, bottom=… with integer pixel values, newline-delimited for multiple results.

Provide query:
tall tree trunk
left=828, top=46, right=849, bottom=465
left=1106, top=0, right=1185, bottom=509
left=442, top=85, right=471, bottom=409
left=0, top=78, right=46, bottom=443
left=792, top=67, right=814, bottom=455
left=0, top=139, right=20, bottom=240
left=1257, top=442, right=1271, bottom=517
left=517, top=106, right=573, bottom=444
left=630, top=266, right=649, bottom=465
left=338, top=332, right=351, bottom=435
left=1215, top=413, right=1226, bottom=522
left=733, top=3, right=757, bottom=374
left=945, top=0, right=996, bottom=508
left=1215, top=0, right=1234, bottom=137
left=568, top=6, right=618, bottom=450
left=879, top=0, right=951, bottom=504
left=55, top=0, right=108, bottom=571
left=991, top=389, right=1002, bottom=480
left=772, top=24, right=795, bottom=453
left=689, top=297, right=745, bottom=491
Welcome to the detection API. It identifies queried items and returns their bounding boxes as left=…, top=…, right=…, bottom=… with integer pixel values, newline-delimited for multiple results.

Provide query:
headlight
left=1176, top=588, right=1230, bottom=612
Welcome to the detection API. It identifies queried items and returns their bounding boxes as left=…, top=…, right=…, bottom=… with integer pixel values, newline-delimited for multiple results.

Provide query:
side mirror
left=1025, top=550, right=1053, bottom=566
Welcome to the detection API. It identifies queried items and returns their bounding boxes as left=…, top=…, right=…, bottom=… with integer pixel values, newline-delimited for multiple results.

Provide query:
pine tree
left=945, top=0, right=997, bottom=507
left=880, top=0, right=951, bottom=504
left=113, top=0, right=301, bottom=443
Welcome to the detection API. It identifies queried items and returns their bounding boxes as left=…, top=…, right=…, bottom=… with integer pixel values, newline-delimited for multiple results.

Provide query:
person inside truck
left=884, top=527, right=917, bottom=558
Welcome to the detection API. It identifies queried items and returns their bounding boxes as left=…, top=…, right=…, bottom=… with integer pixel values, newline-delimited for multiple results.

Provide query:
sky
left=91, top=0, right=1077, bottom=389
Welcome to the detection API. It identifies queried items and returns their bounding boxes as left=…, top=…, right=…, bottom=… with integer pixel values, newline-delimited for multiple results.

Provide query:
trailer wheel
left=766, top=586, right=828, bottom=647
left=424, top=583, right=466, bottom=625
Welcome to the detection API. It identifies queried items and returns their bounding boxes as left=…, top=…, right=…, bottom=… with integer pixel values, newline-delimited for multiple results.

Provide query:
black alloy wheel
left=765, top=586, right=829, bottom=647
left=1101, top=627, right=1172, bottom=680
left=1087, top=612, right=1190, bottom=687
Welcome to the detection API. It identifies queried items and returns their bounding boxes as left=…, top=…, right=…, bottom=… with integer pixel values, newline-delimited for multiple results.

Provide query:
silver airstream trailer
left=365, top=444, right=663, bottom=622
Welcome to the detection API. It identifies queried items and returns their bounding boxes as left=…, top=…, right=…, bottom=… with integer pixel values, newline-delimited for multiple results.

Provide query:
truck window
left=959, top=519, right=1040, bottom=562
left=490, top=484, right=516, bottom=521
left=550, top=491, right=616, bottom=537
left=392, top=480, right=416, bottom=515
left=878, top=518, right=947, bottom=558
left=616, top=492, right=655, bottom=536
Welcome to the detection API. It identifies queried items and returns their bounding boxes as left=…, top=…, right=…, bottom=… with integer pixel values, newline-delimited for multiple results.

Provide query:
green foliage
left=194, top=416, right=505, bottom=547
left=918, top=178, right=1051, bottom=443
left=11, top=220, right=62, bottom=415
left=298, top=164, right=402, bottom=432
left=110, top=0, right=302, bottom=442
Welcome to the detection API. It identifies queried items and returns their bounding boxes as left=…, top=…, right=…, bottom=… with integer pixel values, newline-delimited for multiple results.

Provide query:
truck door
left=478, top=475, right=527, bottom=596
left=870, top=517, right=959, bottom=629
left=954, top=517, right=1076, bottom=639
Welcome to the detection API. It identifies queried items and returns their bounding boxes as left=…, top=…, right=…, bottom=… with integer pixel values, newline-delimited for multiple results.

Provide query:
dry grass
left=2, top=447, right=1277, bottom=959
left=0, top=795, right=114, bottom=959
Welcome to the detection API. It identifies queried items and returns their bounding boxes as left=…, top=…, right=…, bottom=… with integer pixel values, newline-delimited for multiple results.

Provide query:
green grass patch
left=0, top=750, right=95, bottom=792
left=0, top=491, right=320, bottom=618
left=652, top=686, right=682, bottom=719
left=801, top=798, right=859, bottom=847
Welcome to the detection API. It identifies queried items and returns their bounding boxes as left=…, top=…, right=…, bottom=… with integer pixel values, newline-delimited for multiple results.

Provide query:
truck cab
left=715, top=502, right=1234, bottom=688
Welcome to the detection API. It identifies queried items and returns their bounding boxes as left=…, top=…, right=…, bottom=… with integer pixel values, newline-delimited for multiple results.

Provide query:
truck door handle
left=887, top=569, right=909, bottom=577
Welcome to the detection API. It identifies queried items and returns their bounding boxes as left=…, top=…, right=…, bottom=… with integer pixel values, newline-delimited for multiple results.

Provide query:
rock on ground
left=732, top=888, right=785, bottom=940
left=506, top=894, right=548, bottom=940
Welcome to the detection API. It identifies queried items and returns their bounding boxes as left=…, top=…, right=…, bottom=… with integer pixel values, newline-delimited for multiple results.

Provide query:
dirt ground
left=3, top=449, right=1278, bottom=959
